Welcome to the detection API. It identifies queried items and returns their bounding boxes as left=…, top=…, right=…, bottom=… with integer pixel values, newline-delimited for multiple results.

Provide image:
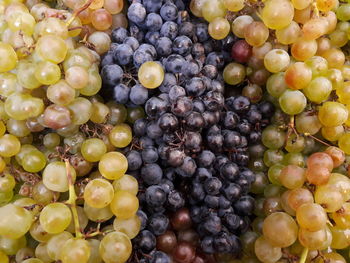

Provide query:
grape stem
left=65, top=160, right=83, bottom=239
left=303, top=133, right=332, bottom=147
left=299, top=248, right=308, bottom=263
left=66, top=0, right=93, bottom=26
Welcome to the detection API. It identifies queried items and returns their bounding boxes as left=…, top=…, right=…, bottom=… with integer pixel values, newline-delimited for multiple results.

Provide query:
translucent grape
left=0, top=73, right=18, bottom=97
left=36, top=35, right=68, bottom=64
left=291, top=38, right=317, bottom=61
left=138, top=61, right=164, bottom=89
left=29, top=220, right=53, bottom=242
left=279, top=90, right=307, bottom=115
left=99, top=152, right=128, bottom=180
left=325, top=146, right=345, bottom=168
left=34, top=61, right=61, bottom=85
left=0, top=42, right=18, bottom=73
left=254, top=236, right=282, bottom=263
left=307, top=152, right=334, bottom=171
left=0, top=235, right=26, bottom=256
left=201, top=0, right=226, bottom=22
left=99, top=232, right=132, bottom=263
left=339, top=133, right=350, bottom=155
left=208, top=17, right=230, bottom=40
left=110, top=190, right=139, bottom=219
left=223, top=0, right=244, bottom=11
left=303, top=77, right=332, bottom=103
left=91, top=8, right=112, bottom=31
left=60, top=238, right=91, bottom=263
left=42, top=161, right=77, bottom=192
left=109, top=123, right=132, bottom=148
left=296, top=203, right=327, bottom=231
left=261, top=125, right=286, bottom=150
left=318, top=101, right=348, bottom=127
left=223, top=62, right=246, bottom=85
left=284, top=62, right=312, bottom=90
left=112, top=174, right=138, bottom=195
left=291, top=0, right=311, bottom=10
left=104, top=0, right=124, bottom=14
left=84, top=202, right=114, bottom=222
left=287, top=188, right=314, bottom=211
left=113, top=214, right=141, bottom=239
left=67, top=97, right=92, bottom=125
left=244, top=21, right=269, bottom=47
left=295, top=111, right=322, bottom=135
left=84, top=178, right=114, bottom=208
left=0, top=134, right=21, bottom=157
left=22, top=150, right=46, bottom=173
left=39, top=202, right=72, bottom=234
left=302, top=18, right=328, bottom=40
left=261, top=0, right=294, bottom=30
left=322, top=125, right=344, bottom=142
left=322, top=48, right=345, bottom=69
left=306, top=166, right=330, bottom=186
left=81, top=138, right=107, bottom=162
left=264, top=49, right=290, bottom=73
left=46, top=231, right=73, bottom=260
left=275, top=21, right=301, bottom=45
left=298, top=227, right=329, bottom=250
left=280, top=165, right=305, bottom=189
left=231, top=15, right=253, bottom=38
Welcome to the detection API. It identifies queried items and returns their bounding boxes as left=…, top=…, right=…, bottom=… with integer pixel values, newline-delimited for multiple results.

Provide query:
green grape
left=267, top=164, right=284, bottom=185
left=39, top=202, right=72, bottom=234
left=87, top=31, right=111, bottom=55
left=261, top=0, right=294, bottom=29
left=244, top=21, right=269, bottom=47
left=29, top=219, right=54, bottom=242
left=22, top=259, right=43, bottom=263
left=112, top=174, right=138, bottom=195
left=99, top=152, right=128, bottom=180
left=208, top=17, right=230, bottom=40
left=303, top=77, right=332, bottom=103
left=0, top=134, right=21, bottom=157
left=46, top=231, right=73, bottom=260
left=305, top=56, right=328, bottom=76
left=329, top=225, right=349, bottom=249
left=295, top=111, right=322, bottom=135
left=263, top=149, right=284, bottom=167
left=285, top=134, right=305, bottom=153
left=298, top=227, right=329, bottom=250
left=280, top=165, right=305, bottom=189
left=60, top=238, right=91, bottom=263
left=87, top=239, right=102, bottom=263
left=0, top=235, right=26, bottom=256
left=127, top=106, right=145, bottom=124
left=296, top=203, right=327, bottom=231
left=138, top=61, right=164, bottom=89
left=0, top=42, right=18, bottom=72
left=275, top=21, right=301, bottom=45
left=0, top=73, right=18, bottom=98
left=79, top=69, right=102, bottom=96
left=43, top=133, right=61, bottom=149
left=264, top=184, right=283, bottom=198
left=8, top=12, right=35, bottom=35
left=266, top=73, right=288, bottom=98
left=337, top=4, right=350, bottom=21
left=63, top=132, right=85, bottom=154
left=282, top=153, right=305, bottom=167
left=110, top=190, right=139, bottom=219
left=322, top=125, right=344, bottom=141
left=81, top=138, right=107, bottom=162
left=109, top=124, right=132, bottom=148
left=318, top=101, right=348, bottom=127
left=83, top=202, right=114, bottom=222
left=15, top=144, right=37, bottom=165
left=47, top=80, right=75, bottom=106
left=0, top=173, right=15, bottom=192
left=202, top=0, right=226, bottom=22
left=231, top=15, right=254, bottom=38
left=35, top=242, right=52, bottom=263
left=84, top=179, right=114, bottom=208
left=99, top=231, right=132, bottom=263
left=4, top=93, right=44, bottom=120
left=0, top=204, right=33, bottom=239
left=68, top=97, right=93, bottom=125
left=36, top=35, right=68, bottom=64
left=63, top=50, right=92, bottom=71
left=0, top=250, right=8, bottom=263
left=6, top=119, right=30, bottom=137
left=22, top=150, right=46, bottom=173
left=34, top=61, right=61, bottom=85
left=330, top=29, right=348, bottom=47
left=261, top=125, right=286, bottom=149
left=38, top=17, right=69, bottom=39
left=279, top=90, right=307, bottom=115
left=326, top=173, right=350, bottom=201
left=223, top=62, right=246, bottom=85
left=42, top=161, right=77, bottom=192
left=90, top=102, right=110, bottom=123
left=264, top=49, right=290, bottom=73
left=0, top=190, right=13, bottom=206
left=254, top=236, right=282, bottom=263
left=113, top=214, right=141, bottom=239
left=107, top=102, right=127, bottom=125
left=339, top=133, right=350, bottom=154
left=327, top=69, right=343, bottom=90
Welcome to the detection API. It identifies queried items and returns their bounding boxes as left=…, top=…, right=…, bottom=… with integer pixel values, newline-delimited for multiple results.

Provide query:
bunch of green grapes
left=0, top=1, right=141, bottom=263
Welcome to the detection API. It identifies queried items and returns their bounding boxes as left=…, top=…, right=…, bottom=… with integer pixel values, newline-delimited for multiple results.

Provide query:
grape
left=261, top=125, right=286, bottom=150
left=0, top=42, right=18, bottom=73
left=324, top=146, right=345, bottom=168
left=327, top=173, right=350, bottom=201
left=232, top=15, right=253, bottom=38
left=244, top=21, right=269, bottom=47
left=315, top=252, right=346, bottom=263
left=0, top=251, right=8, bottom=263
left=307, top=152, right=334, bottom=171
left=99, top=232, right=132, bottom=263
left=0, top=173, right=15, bottom=193
left=302, top=18, right=328, bottom=40
left=110, top=190, right=139, bottom=219
left=306, top=166, right=330, bottom=186
left=88, top=32, right=111, bottom=55
left=298, top=227, right=329, bottom=250
left=65, top=66, right=89, bottom=90
left=291, top=38, right=317, bottom=61
left=91, top=9, right=112, bottom=31
left=201, top=0, right=226, bottom=22
left=104, top=0, right=124, bottom=14
left=29, top=220, right=54, bottom=242
left=42, top=161, right=77, bottom=192
left=295, top=112, right=322, bottom=135
left=39, top=203, right=72, bottom=234
left=109, top=124, right=132, bottom=148
left=287, top=188, right=314, bottom=211
left=36, top=35, right=68, bottom=64
left=280, top=165, right=305, bottom=189
left=84, top=202, right=114, bottom=222
left=46, top=231, right=73, bottom=260
left=332, top=202, right=350, bottom=229
left=0, top=235, right=26, bottom=256
left=99, top=152, right=128, bottom=180
left=329, top=225, right=349, bottom=249
left=264, top=49, right=290, bottom=73
left=266, top=73, right=288, bottom=98
left=22, top=150, right=46, bottom=173
left=318, top=101, right=348, bottom=127
left=47, top=80, right=75, bottom=106
left=112, top=174, right=138, bottom=195
left=87, top=239, right=102, bottom=263
left=305, top=56, right=328, bottom=76
left=262, top=0, right=294, bottom=30
left=296, top=203, right=327, bottom=231
left=279, top=90, right=307, bottom=115
left=138, top=61, right=165, bottom=89
left=223, top=62, right=246, bottom=85
left=113, top=215, right=141, bottom=239
left=208, top=17, right=230, bottom=40
left=22, top=259, right=43, bottom=263
left=81, top=138, right=107, bottom=162
left=84, top=178, right=114, bottom=208
left=276, top=21, right=301, bottom=45
left=284, top=62, right=312, bottom=90
left=303, top=76, right=332, bottom=103
left=339, top=133, right=350, bottom=155
left=254, top=236, right=282, bottom=263
left=322, top=125, right=344, bottom=142
left=322, top=48, right=345, bottom=68
left=60, top=238, right=91, bottom=263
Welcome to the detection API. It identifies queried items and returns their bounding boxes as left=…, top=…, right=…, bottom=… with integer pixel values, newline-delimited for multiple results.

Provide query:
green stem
left=299, top=248, right=309, bottom=263
left=65, top=160, right=83, bottom=239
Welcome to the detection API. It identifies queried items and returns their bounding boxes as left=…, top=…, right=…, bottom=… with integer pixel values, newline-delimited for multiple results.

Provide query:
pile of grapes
left=1, top=0, right=350, bottom=262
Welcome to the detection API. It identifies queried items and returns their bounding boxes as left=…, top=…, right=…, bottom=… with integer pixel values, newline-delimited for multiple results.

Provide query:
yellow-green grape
left=264, top=49, right=290, bottom=73
left=0, top=250, right=8, bottom=263
left=112, top=174, right=139, bottom=195
left=34, top=61, right=61, bottom=85
left=81, top=138, right=107, bottom=162
left=60, top=238, right=91, bottom=263
left=330, top=29, right=348, bottom=47
left=99, top=152, right=128, bottom=180
left=138, top=61, right=164, bottom=89
left=231, top=15, right=254, bottom=38
left=46, top=231, right=73, bottom=261
left=87, top=239, right=102, bottom=263
left=0, top=157, right=5, bottom=173
left=0, top=134, right=21, bottom=157
left=305, top=56, right=328, bottom=77
left=280, top=165, right=306, bottom=189
left=84, top=202, right=114, bottom=222
left=254, top=236, right=282, bottom=263
left=15, top=248, right=35, bottom=263
left=329, top=225, right=349, bottom=249
left=6, top=119, right=30, bottom=137
left=0, top=173, right=15, bottom=193
left=87, top=32, right=111, bottom=55
left=318, top=101, right=348, bottom=127
left=336, top=3, right=350, bottom=21
left=15, top=144, right=36, bottom=165
left=39, top=17, right=69, bottom=39
left=275, top=21, right=301, bottom=45
left=0, top=204, right=33, bottom=239
left=22, top=150, right=47, bottom=173
left=39, top=202, right=72, bottom=234
left=244, top=21, right=269, bottom=47
left=84, top=179, right=114, bottom=208
left=13, top=198, right=39, bottom=217
left=22, top=259, right=43, bottom=263
left=261, top=125, right=286, bottom=150
left=322, top=125, right=344, bottom=142
left=43, top=133, right=61, bottom=149
left=17, top=61, right=41, bottom=91
left=65, top=66, right=89, bottom=90
left=223, top=62, right=246, bottom=85
left=208, top=17, right=230, bottom=40
left=298, top=227, right=329, bottom=250
left=0, top=235, right=26, bottom=256
left=36, top=35, right=68, bottom=64
left=0, top=121, right=5, bottom=137
left=8, top=12, right=35, bottom=35
left=29, top=220, right=54, bottom=242
left=285, top=134, right=305, bottom=153
left=337, top=81, right=350, bottom=104
left=262, top=0, right=294, bottom=30
left=316, top=0, right=337, bottom=11
left=65, top=206, right=88, bottom=233
left=279, top=90, right=307, bottom=115
left=68, top=97, right=93, bottom=125
left=296, top=203, right=327, bottom=231
left=63, top=50, right=92, bottom=71
left=90, top=102, right=110, bottom=124
left=0, top=73, right=18, bottom=98
left=4, top=93, right=44, bottom=120
left=223, top=0, right=244, bottom=11
left=42, top=161, right=77, bottom=192
left=339, top=133, right=350, bottom=155
left=99, top=231, right=132, bottom=263
left=109, top=124, right=132, bottom=148
left=322, top=48, right=345, bottom=69
left=79, top=68, right=102, bottom=96
left=303, top=77, right=332, bottom=103
left=110, top=190, right=139, bottom=219
left=0, top=42, right=18, bottom=72
left=47, top=80, right=75, bottom=106
left=0, top=191, right=13, bottom=206
left=295, top=111, right=322, bottom=135
left=327, top=173, right=350, bottom=201
left=35, top=242, right=52, bottom=263
left=332, top=202, right=350, bottom=229
left=201, top=0, right=226, bottom=22
left=267, top=164, right=284, bottom=185
left=342, top=65, right=350, bottom=81
left=113, top=215, right=141, bottom=239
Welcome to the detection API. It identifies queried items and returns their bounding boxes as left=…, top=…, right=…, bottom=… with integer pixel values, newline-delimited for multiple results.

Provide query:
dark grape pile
left=99, top=0, right=274, bottom=261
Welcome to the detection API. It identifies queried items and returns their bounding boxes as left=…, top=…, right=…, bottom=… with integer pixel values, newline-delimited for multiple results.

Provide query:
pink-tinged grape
left=208, top=17, right=230, bottom=40
left=39, top=202, right=72, bottom=234
left=223, top=62, right=246, bottom=85
left=60, top=238, right=91, bottom=263
left=43, top=104, right=72, bottom=130
left=280, top=190, right=296, bottom=216
left=280, top=165, right=306, bottom=189
left=252, top=42, right=272, bottom=60
left=317, top=37, right=332, bottom=55
left=47, top=80, right=75, bottom=106
left=201, top=0, right=226, bottom=22
left=318, top=101, right=348, bottom=127
left=138, top=61, right=164, bottom=89
left=287, top=188, right=314, bottom=211
left=263, top=49, right=290, bottom=73
left=42, top=161, right=77, bottom=192
left=284, top=62, right=312, bottom=90
left=0, top=134, right=21, bottom=157
left=109, top=123, right=132, bottom=148
left=81, top=138, right=107, bottom=162
left=99, top=231, right=132, bottom=263
left=296, top=203, right=327, bottom=231
left=279, top=90, right=307, bottom=115
left=0, top=204, right=33, bottom=239
left=113, top=214, right=141, bottom=239
left=306, top=166, right=330, bottom=186
left=47, top=231, right=73, bottom=260
left=321, top=125, right=344, bottom=142
left=112, top=174, right=139, bottom=195
left=275, top=21, right=301, bottom=45
left=91, top=8, right=112, bottom=31
left=263, top=212, right=298, bottom=247
left=302, top=18, right=328, bottom=40
left=68, top=97, right=93, bottom=125
left=338, top=133, right=350, bottom=155
left=291, top=38, right=317, bottom=61
left=231, top=15, right=253, bottom=38
left=0, top=43, right=17, bottom=73
left=294, top=5, right=312, bottom=24
left=254, top=236, right=282, bottom=263
left=324, top=146, right=345, bottom=168
left=110, top=190, right=139, bottom=219
left=307, top=152, right=334, bottom=171
left=295, top=111, right=322, bottom=135
left=244, top=21, right=269, bottom=47
left=36, top=35, right=68, bottom=64
left=298, top=227, right=329, bottom=250
left=84, top=178, right=114, bottom=208
left=99, top=152, right=128, bottom=180
left=303, top=77, right=332, bottom=103
left=65, top=66, right=89, bottom=90
left=322, top=48, right=345, bottom=68
left=261, top=0, right=294, bottom=30
left=291, top=0, right=311, bottom=10
left=104, top=0, right=124, bottom=14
